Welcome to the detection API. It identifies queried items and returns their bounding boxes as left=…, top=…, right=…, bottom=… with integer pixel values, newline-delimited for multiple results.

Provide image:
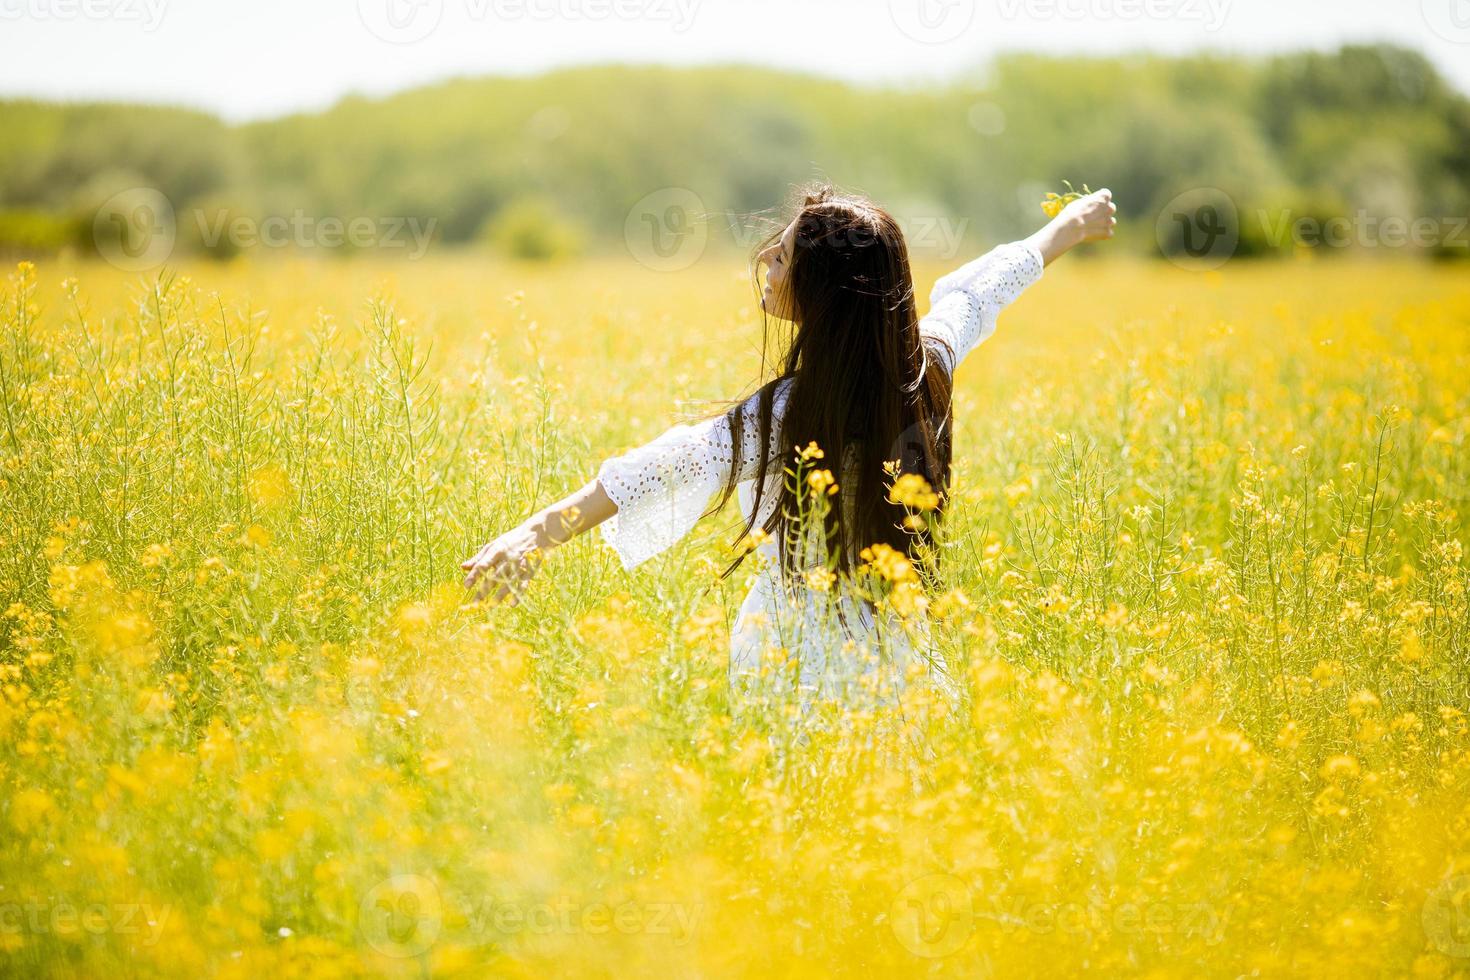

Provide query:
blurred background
left=1, top=0, right=1468, bottom=265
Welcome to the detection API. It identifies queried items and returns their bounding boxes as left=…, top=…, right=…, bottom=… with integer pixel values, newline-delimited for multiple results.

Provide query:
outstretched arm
left=462, top=478, right=618, bottom=604
left=921, top=188, right=1117, bottom=374
left=462, top=381, right=791, bottom=604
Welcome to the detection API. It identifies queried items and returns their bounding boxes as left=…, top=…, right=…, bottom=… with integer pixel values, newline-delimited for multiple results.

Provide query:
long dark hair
left=704, top=182, right=956, bottom=594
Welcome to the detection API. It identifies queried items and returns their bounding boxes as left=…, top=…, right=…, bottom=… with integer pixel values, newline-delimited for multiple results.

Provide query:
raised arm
left=462, top=380, right=792, bottom=603
left=921, top=188, right=1116, bottom=374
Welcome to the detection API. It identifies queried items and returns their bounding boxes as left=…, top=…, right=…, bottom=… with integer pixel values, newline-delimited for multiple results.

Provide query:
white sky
left=0, top=0, right=1467, bottom=120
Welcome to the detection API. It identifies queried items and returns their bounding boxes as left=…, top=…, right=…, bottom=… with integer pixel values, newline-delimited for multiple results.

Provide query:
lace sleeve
left=920, top=241, right=1044, bottom=375
left=596, top=379, right=792, bottom=570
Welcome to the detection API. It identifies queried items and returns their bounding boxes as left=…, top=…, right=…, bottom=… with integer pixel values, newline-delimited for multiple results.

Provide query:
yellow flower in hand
left=1041, top=180, right=1092, bottom=218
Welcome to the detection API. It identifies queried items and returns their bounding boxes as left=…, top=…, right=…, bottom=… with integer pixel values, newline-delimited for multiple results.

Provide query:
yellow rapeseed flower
left=888, top=473, right=939, bottom=511
left=805, top=568, right=836, bottom=593
left=247, top=464, right=292, bottom=509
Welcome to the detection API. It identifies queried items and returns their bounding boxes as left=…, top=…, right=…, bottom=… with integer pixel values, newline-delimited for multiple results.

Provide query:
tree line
left=1, top=44, right=1466, bottom=262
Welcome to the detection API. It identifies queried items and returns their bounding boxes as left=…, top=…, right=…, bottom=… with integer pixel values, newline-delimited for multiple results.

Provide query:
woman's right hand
left=1060, top=188, right=1117, bottom=243
left=461, top=520, right=552, bottom=605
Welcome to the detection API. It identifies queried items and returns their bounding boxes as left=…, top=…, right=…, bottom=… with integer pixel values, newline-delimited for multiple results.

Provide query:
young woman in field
left=463, top=183, right=1116, bottom=699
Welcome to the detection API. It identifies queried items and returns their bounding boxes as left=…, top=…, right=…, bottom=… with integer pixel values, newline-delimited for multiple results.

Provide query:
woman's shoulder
left=734, top=375, right=796, bottom=418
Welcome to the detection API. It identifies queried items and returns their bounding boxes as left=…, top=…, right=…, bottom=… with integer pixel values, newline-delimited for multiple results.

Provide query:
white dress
left=595, top=241, right=1045, bottom=702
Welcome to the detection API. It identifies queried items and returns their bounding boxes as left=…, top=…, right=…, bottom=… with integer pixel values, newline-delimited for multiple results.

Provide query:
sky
left=0, top=0, right=1467, bottom=120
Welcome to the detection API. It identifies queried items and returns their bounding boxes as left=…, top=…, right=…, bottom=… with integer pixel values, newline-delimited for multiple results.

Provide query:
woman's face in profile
left=758, top=219, right=798, bottom=322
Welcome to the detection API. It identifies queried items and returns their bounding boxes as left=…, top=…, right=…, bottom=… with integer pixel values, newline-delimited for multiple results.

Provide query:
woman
left=462, top=183, right=1116, bottom=700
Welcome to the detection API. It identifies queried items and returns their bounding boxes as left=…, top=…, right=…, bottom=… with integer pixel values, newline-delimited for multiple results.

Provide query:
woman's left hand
left=1061, top=188, right=1117, bottom=243
left=461, top=520, right=551, bottom=605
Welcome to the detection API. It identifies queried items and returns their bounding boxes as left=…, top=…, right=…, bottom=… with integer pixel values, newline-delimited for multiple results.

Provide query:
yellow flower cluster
left=805, top=567, right=836, bottom=593
left=806, top=468, right=837, bottom=497
left=887, top=472, right=939, bottom=511
left=858, top=542, right=918, bottom=583
left=1041, top=180, right=1092, bottom=218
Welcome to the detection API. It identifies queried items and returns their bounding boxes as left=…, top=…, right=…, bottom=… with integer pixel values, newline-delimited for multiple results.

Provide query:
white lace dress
left=595, top=241, right=1045, bottom=700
